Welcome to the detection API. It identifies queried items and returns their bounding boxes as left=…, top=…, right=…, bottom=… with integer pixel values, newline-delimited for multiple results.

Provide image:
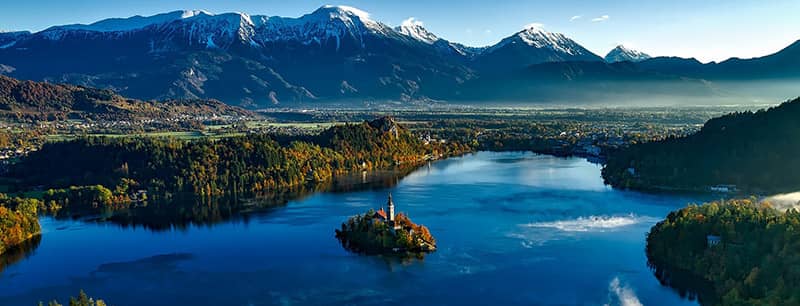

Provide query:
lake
left=0, top=151, right=703, bottom=305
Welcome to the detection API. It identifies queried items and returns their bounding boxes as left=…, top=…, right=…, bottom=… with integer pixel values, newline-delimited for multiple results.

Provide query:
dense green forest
left=603, top=97, right=800, bottom=193
left=647, top=199, right=800, bottom=305
left=10, top=117, right=467, bottom=202
left=0, top=194, right=41, bottom=255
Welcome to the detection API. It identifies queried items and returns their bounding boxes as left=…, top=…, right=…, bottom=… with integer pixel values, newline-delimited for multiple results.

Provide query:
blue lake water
left=0, top=152, right=703, bottom=305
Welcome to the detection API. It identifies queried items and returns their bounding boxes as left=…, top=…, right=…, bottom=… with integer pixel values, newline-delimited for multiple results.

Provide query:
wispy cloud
left=591, top=15, right=610, bottom=22
left=570, top=15, right=582, bottom=22
left=484, top=29, right=492, bottom=34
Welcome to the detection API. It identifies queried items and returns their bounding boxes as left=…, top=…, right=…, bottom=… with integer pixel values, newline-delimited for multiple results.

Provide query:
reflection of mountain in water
left=0, top=234, right=41, bottom=274
left=54, top=168, right=413, bottom=232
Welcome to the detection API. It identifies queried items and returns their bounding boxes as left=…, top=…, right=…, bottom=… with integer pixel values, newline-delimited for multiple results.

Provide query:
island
left=335, top=194, right=436, bottom=258
left=646, top=198, right=800, bottom=305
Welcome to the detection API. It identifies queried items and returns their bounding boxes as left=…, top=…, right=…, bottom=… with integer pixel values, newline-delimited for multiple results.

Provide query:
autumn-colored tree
left=0, top=194, right=41, bottom=255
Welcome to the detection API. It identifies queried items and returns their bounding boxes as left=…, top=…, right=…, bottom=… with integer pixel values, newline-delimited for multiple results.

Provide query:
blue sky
left=1, top=0, right=799, bottom=63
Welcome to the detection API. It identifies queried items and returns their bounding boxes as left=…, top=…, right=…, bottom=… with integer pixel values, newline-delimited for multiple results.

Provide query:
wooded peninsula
left=9, top=117, right=467, bottom=199
left=647, top=199, right=800, bottom=305
left=603, top=97, right=800, bottom=194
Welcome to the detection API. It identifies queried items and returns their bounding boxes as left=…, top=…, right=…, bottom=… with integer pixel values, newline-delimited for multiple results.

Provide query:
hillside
left=603, top=97, right=800, bottom=193
left=0, top=75, right=251, bottom=120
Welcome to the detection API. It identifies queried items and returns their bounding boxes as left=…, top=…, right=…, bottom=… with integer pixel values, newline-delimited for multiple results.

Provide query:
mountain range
left=0, top=5, right=798, bottom=107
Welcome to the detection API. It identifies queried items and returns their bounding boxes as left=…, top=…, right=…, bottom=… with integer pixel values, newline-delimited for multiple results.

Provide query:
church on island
left=335, top=192, right=436, bottom=256
left=373, top=193, right=402, bottom=230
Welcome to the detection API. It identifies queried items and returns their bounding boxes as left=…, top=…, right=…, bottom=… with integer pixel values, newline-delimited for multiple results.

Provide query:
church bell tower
left=387, top=193, right=395, bottom=223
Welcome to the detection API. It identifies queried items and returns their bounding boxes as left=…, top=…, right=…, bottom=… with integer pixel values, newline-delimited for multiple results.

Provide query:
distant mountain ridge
left=0, top=5, right=798, bottom=107
left=0, top=75, right=250, bottom=120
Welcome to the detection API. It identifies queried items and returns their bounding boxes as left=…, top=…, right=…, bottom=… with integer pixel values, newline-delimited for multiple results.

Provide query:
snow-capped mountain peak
left=38, top=10, right=265, bottom=46
left=319, top=5, right=372, bottom=20
left=484, top=24, right=590, bottom=58
left=304, top=5, right=381, bottom=29
left=255, top=5, right=397, bottom=50
left=178, top=12, right=262, bottom=47
left=515, top=25, right=581, bottom=55
left=395, top=17, right=439, bottom=44
left=181, top=10, right=210, bottom=19
left=605, top=45, right=651, bottom=63
left=475, top=23, right=602, bottom=69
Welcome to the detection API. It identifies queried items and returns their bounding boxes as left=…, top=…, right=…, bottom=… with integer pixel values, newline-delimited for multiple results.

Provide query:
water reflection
left=0, top=152, right=703, bottom=306
left=0, top=235, right=41, bottom=274
left=51, top=168, right=414, bottom=232
left=648, top=260, right=718, bottom=305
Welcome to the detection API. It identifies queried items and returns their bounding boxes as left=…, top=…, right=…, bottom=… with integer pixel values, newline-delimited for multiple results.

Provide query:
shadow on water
left=648, top=260, right=719, bottom=306
left=93, top=253, right=194, bottom=275
left=0, top=235, right=42, bottom=275
left=51, top=167, right=415, bottom=232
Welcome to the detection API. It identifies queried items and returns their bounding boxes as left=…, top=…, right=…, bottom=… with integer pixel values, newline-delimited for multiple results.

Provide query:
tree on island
left=39, top=290, right=108, bottom=306
left=335, top=194, right=436, bottom=257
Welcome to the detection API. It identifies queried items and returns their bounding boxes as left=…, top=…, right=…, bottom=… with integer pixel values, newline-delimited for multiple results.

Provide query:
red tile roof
left=374, top=208, right=387, bottom=220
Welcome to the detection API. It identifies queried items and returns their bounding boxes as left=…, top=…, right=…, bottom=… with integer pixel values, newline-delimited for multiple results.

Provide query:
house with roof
left=707, top=235, right=722, bottom=247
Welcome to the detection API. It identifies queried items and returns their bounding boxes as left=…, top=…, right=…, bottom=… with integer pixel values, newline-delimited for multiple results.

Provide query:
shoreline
left=0, top=231, right=41, bottom=256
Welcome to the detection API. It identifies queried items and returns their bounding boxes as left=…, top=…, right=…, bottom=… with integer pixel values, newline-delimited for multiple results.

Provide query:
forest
left=0, top=194, right=41, bottom=255
left=647, top=198, right=800, bottom=305
left=603, top=97, right=800, bottom=193
left=9, top=117, right=468, bottom=203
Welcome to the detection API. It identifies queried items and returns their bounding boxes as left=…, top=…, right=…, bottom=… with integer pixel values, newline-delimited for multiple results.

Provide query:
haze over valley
left=1, top=5, right=798, bottom=108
